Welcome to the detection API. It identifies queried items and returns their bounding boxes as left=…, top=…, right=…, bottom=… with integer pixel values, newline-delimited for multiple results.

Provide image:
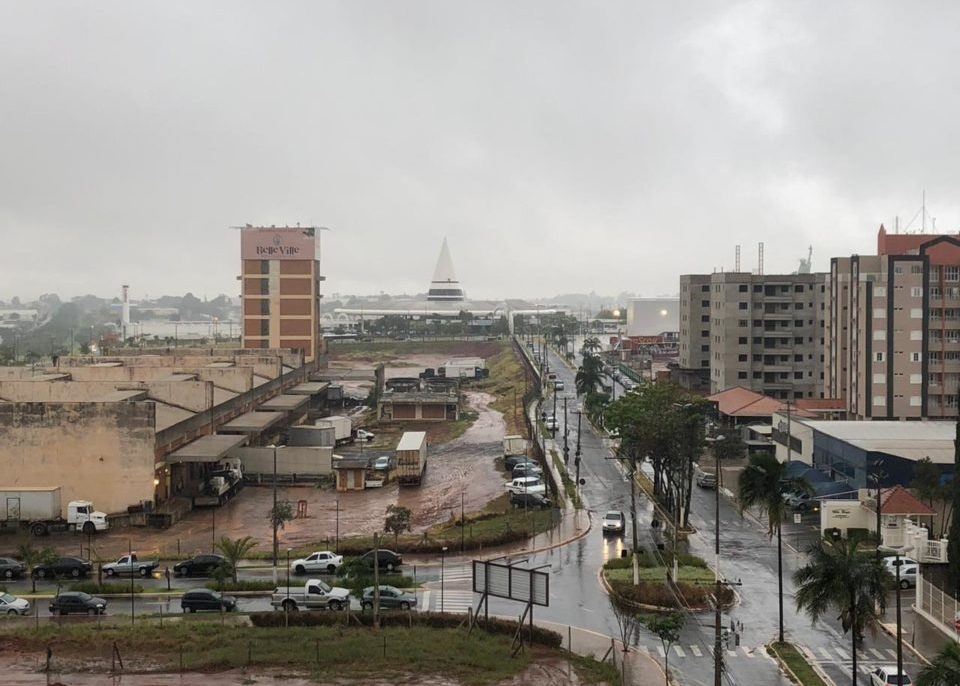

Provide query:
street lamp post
left=705, top=433, right=726, bottom=686
left=285, top=547, right=292, bottom=627
left=879, top=545, right=913, bottom=683
left=335, top=498, right=340, bottom=553
left=574, top=411, right=582, bottom=494
left=441, top=546, right=448, bottom=613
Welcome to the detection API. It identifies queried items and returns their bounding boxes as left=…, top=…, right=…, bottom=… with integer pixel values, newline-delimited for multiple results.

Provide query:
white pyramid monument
left=426, top=237, right=465, bottom=301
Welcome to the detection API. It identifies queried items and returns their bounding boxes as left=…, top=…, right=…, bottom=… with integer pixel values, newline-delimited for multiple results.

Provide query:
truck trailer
left=395, top=431, right=427, bottom=486
left=193, top=458, right=243, bottom=507
left=0, top=488, right=109, bottom=536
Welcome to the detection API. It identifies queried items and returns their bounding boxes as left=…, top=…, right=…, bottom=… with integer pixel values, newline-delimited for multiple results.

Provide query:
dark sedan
left=180, top=589, right=237, bottom=613
left=0, top=557, right=26, bottom=579
left=510, top=492, right=553, bottom=510
left=32, top=557, right=92, bottom=579
left=173, top=554, right=226, bottom=577
left=357, top=549, right=403, bottom=571
left=360, top=585, right=417, bottom=611
left=49, top=592, right=106, bottom=615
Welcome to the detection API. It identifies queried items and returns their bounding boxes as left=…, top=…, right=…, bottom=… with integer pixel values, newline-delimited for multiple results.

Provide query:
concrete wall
left=0, top=402, right=157, bottom=516
left=228, top=446, right=333, bottom=475
left=62, top=365, right=255, bottom=393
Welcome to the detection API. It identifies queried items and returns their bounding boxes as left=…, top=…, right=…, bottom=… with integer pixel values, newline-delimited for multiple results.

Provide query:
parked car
left=373, top=455, right=393, bottom=471
left=103, top=552, right=159, bottom=578
left=356, top=429, right=375, bottom=442
left=511, top=462, right=543, bottom=478
left=510, top=492, right=554, bottom=510
left=290, top=551, right=343, bottom=575
left=173, top=553, right=227, bottom=577
left=785, top=492, right=819, bottom=512
left=180, top=588, right=237, bottom=613
left=49, top=592, right=106, bottom=615
left=696, top=472, right=718, bottom=489
left=869, top=666, right=912, bottom=685
left=544, top=417, right=559, bottom=431
left=0, top=592, right=30, bottom=615
left=553, top=380, right=565, bottom=391
left=602, top=510, right=626, bottom=535
left=893, top=564, right=918, bottom=589
left=505, top=455, right=536, bottom=471
left=506, top=476, right=546, bottom=496
left=357, top=549, right=403, bottom=572
left=360, top=585, right=417, bottom=611
left=0, top=557, right=26, bottom=579
left=884, top=555, right=919, bottom=570
left=32, top=557, right=92, bottom=579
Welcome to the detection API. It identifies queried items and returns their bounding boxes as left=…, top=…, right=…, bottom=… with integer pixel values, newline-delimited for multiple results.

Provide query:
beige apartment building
left=679, top=272, right=827, bottom=399
left=240, top=225, right=325, bottom=362
left=826, top=226, right=960, bottom=419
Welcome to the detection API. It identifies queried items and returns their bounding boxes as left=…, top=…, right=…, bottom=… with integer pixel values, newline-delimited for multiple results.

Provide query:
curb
left=877, top=617, right=931, bottom=665
left=766, top=641, right=836, bottom=686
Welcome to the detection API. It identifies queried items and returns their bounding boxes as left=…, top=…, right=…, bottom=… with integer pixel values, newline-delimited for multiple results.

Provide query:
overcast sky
left=2, top=1, right=959, bottom=303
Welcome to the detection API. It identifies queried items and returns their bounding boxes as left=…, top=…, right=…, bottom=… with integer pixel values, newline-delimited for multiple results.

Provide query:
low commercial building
left=0, top=348, right=326, bottom=521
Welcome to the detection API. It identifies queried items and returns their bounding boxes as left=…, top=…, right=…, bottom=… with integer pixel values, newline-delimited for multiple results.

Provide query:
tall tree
left=738, top=453, right=804, bottom=644
left=384, top=504, right=412, bottom=548
left=575, top=354, right=604, bottom=396
left=640, top=612, right=685, bottom=686
left=215, top=536, right=258, bottom=583
left=916, top=640, right=960, bottom=686
left=911, top=457, right=942, bottom=508
left=794, top=534, right=890, bottom=685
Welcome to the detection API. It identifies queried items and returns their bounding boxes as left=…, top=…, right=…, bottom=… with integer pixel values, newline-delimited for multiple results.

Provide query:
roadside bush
left=248, top=611, right=563, bottom=647
left=69, top=581, right=143, bottom=595
left=608, top=579, right=733, bottom=610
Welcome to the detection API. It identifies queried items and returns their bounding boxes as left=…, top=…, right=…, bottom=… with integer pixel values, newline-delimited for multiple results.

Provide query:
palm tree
left=581, top=337, right=602, bottom=356
left=215, top=536, right=258, bottom=583
left=794, top=534, right=890, bottom=685
left=917, top=640, right=960, bottom=686
left=737, top=453, right=794, bottom=643
left=575, top=354, right=604, bottom=396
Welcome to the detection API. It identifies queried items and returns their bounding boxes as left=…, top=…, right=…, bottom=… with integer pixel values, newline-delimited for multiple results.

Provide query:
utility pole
left=563, top=397, right=569, bottom=465
left=373, top=532, right=381, bottom=627
left=630, top=453, right=639, bottom=585
left=575, top=411, right=582, bottom=493
left=715, top=436, right=722, bottom=686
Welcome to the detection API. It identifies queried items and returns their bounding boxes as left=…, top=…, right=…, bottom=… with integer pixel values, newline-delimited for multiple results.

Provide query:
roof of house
left=880, top=485, right=936, bottom=516
left=708, top=386, right=817, bottom=418
left=794, top=398, right=846, bottom=411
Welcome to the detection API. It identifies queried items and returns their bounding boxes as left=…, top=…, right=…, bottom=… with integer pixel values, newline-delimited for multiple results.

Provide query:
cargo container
left=315, top=416, right=353, bottom=446
left=395, top=431, right=427, bottom=486
left=503, top=435, right=528, bottom=458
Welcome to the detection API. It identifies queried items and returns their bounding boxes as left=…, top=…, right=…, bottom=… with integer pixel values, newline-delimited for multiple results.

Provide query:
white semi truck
left=0, top=487, right=109, bottom=536
left=315, top=416, right=353, bottom=446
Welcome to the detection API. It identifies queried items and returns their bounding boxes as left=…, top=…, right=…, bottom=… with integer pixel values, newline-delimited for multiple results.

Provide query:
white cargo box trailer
left=2, top=487, right=62, bottom=521
left=315, top=416, right=353, bottom=445
left=395, top=431, right=427, bottom=486
left=503, top=435, right=528, bottom=458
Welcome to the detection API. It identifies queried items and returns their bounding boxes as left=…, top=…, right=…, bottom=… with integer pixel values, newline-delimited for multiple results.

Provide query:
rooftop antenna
left=735, top=245, right=741, bottom=272
left=922, top=190, right=926, bottom=232
left=758, top=242, right=764, bottom=275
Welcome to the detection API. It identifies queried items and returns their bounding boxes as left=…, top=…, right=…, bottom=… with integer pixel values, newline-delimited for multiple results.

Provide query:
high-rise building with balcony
left=826, top=226, right=960, bottom=419
left=678, top=271, right=827, bottom=399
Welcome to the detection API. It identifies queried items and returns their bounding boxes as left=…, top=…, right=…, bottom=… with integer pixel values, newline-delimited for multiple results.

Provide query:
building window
left=753, top=371, right=762, bottom=379
left=738, top=285, right=748, bottom=292
left=946, top=266, right=960, bottom=281
left=794, top=285, right=804, bottom=292
left=701, top=300, right=709, bottom=307
left=911, top=287, right=923, bottom=298
left=260, top=260, right=270, bottom=274
left=753, top=285, right=762, bottom=293
left=794, top=372, right=803, bottom=380
left=794, top=337, right=803, bottom=344
left=910, top=308, right=923, bottom=318
left=738, top=336, right=748, bottom=344
left=794, top=320, right=803, bottom=327
left=701, top=360, right=709, bottom=367
left=753, top=337, right=761, bottom=344
left=873, top=395, right=886, bottom=406
left=794, top=302, right=804, bottom=310
left=874, top=286, right=886, bottom=297
left=910, top=352, right=921, bottom=362
left=910, top=396, right=922, bottom=406
left=753, top=320, right=762, bottom=327
left=911, top=264, right=923, bottom=274
left=701, top=345, right=709, bottom=352
left=875, top=352, right=884, bottom=362
left=260, top=300, right=270, bottom=315
left=910, top=330, right=923, bottom=341
left=738, top=319, right=748, bottom=327
left=738, top=371, right=748, bottom=379
left=873, top=373, right=886, bottom=384
left=701, top=284, right=710, bottom=292
left=910, top=373, right=922, bottom=384
left=894, top=265, right=903, bottom=274
left=701, top=330, right=710, bottom=337
left=794, top=354, right=803, bottom=362
left=738, top=302, right=748, bottom=310
left=874, top=330, right=886, bottom=341
left=874, top=308, right=885, bottom=319
left=260, top=319, right=269, bottom=336
left=701, top=315, right=710, bottom=323
left=738, top=354, right=748, bottom=362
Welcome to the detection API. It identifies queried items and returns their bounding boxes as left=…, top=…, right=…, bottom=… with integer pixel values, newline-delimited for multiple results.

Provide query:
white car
left=869, top=666, right=912, bottom=685
left=884, top=555, right=919, bottom=570
left=506, top=476, right=546, bottom=496
left=290, top=551, right=344, bottom=575
left=602, top=510, right=625, bottom=535
left=893, top=564, right=918, bottom=589
left=373, top=455, right=393, bottom=471
left=544, top=417, right=559, bottom=430
left=0, top=592, right=30, bottom=616
left=355, top=429, right=375, bottom=442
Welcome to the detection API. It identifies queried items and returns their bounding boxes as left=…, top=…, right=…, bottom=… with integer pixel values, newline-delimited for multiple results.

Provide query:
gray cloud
left=1, top=1, right=958, bottom=302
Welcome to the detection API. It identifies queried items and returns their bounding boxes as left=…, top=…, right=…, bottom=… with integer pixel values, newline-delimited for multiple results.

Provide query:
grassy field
left=473, top=342, right=529, bottom=437
left=768, top=641, right=828, bottom=686
left=2, top=620, right=614, bottom=685
left=605, top=566, right=716, bottom=584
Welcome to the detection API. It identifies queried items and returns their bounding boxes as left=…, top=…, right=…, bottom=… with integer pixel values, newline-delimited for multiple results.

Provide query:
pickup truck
left=271, top=579, right=350, bottom=612
left=102, top=553, right=160, bottom=578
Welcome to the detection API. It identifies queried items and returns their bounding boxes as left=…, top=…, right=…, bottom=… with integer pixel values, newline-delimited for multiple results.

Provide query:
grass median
left=768, top=641, right=828, bottom=686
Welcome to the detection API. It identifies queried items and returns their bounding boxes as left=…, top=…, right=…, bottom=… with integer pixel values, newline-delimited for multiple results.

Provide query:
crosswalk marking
left=741, top=646, right=755, bottom=658
left=885, top=649, right=897, bottom=660
left=673, top=646, right=686, bottom=658
left=819, top=647, right=833, bottom=661
left=690, top=645, right=703, bottom=657
left=420, top=591, right=431, bottom=611
left=800, top=646, right=816, bottom=661
left=869, top=648, right=886, bottom=660
left=657, top=645, right=666, bottom=657
left=834, top=647, right=850, bottom=661
left=726, top=649, right=737, bottom=657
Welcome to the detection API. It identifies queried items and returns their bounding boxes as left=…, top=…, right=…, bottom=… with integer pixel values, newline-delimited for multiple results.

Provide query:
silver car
left=0, top=592, right=30, bottom=616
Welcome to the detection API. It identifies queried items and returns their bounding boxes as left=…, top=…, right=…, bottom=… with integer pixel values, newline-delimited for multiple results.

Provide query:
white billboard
left=472, top=560, right=549, bottom=607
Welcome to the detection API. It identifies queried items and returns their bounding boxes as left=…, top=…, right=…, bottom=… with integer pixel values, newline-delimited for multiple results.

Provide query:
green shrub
left=608, top=579, right=733, bottom=610
left=248, top=611, right=563, bottom=647
left=69, top=582, right=143, bottom=595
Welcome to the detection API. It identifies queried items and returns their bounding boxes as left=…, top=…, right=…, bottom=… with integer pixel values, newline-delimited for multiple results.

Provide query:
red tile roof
left=707, top=386, right=817, bottom=418
left=880, top=485, right=936, bottom=516
left=794, top=398, right=846, bottom=411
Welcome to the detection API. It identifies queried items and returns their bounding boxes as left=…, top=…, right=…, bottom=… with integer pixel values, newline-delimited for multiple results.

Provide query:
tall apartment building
left=240, top=225, right=325, bottom=361
left=825, top=226, right=960, bottom=419
left=679, top=272, right=827, bottom=399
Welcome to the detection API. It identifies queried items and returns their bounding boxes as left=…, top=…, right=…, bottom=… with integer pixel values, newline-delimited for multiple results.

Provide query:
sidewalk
left=878, top=599, right=954, bottom=665
left=535, top=618, right=668, bottom=686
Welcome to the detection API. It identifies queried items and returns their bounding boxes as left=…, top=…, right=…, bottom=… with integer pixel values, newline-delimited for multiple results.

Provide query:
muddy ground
left=14, top=390, right=507, bottom=560
left=0, top=654, right=601, bottom=685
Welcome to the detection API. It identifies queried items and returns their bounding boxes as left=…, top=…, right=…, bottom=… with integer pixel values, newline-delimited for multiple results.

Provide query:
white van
left=506, top=476, right=546, bottom=496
